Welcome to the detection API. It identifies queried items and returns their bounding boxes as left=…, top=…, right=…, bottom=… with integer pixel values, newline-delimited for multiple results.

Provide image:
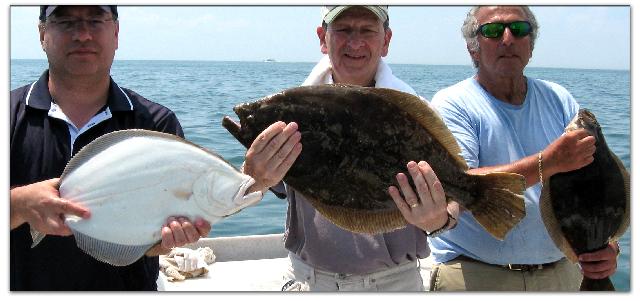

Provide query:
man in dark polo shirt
left=10, top=5, right=211, bottom=290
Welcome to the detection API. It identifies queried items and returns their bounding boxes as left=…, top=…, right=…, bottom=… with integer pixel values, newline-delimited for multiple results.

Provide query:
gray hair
left=462, top=6, right=539, bottom=67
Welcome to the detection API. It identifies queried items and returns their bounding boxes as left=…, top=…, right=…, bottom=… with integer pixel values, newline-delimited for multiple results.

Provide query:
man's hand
left=543, top=129, right=596, bottom=176
left=10, top=178, right=91, bottom=235
left=160, top=217, right=211, bottom=249
left=388, top=161, right=454, bottom=233
left=146, top=216, right=211, bottom=256
left=242, top=121, right=302, bottom=193
left=578, top=241, right=619, bottom=279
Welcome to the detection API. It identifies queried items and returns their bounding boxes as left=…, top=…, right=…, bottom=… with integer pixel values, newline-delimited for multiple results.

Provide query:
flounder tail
left=468, top=172, right=526, bottom=240
left=580, top=276, right=615, bottom=291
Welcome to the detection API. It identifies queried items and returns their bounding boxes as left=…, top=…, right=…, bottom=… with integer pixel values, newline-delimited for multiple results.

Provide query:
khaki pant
left=430, top=256, right=582, bottom=291
left=283, top=253, right=425, bottom=291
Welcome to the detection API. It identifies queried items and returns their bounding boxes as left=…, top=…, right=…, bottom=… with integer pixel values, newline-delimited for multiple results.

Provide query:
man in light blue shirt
left=419, top=6, right=620, bottom=291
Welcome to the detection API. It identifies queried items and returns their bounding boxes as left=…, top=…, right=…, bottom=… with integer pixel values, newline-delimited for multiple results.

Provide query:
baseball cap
left=39, top=5, right=118, bottom=21
left=321, top=5, right=388, bottom=24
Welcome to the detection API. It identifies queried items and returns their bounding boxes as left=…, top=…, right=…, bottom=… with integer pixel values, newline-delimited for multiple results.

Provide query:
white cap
left=321, top=6, right=388, bottom=24
left=40, top=5, right=117, bottom=21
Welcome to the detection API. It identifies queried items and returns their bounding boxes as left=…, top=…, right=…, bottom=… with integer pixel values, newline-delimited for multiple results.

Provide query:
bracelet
left=613, top=241, right=621, bottom=257
left=538, top=151, right=544, bottom=188
left=425, top=211, right=456, bottom=238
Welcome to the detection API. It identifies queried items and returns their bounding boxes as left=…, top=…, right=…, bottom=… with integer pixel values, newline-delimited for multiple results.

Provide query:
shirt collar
left=25, top=70, right=134, bottom=112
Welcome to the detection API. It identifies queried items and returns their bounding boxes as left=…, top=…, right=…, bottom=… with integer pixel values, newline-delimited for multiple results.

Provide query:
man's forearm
left=467, top=152, right=543, bottom=188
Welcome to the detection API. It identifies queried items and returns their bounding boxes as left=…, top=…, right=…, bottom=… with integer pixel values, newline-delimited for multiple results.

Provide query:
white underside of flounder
left=46, top=130, right=262, bottom=266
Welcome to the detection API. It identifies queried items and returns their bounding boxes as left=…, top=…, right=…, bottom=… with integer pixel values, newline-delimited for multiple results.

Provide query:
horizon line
left=9, top=58, right=630, bottom=72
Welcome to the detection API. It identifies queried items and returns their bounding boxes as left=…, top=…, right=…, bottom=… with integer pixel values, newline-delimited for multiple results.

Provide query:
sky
left=7, top=4, right=631, bottom=70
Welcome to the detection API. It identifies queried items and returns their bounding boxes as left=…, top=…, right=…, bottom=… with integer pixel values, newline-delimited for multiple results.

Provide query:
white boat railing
left=187, top=233, right=287, bottom=262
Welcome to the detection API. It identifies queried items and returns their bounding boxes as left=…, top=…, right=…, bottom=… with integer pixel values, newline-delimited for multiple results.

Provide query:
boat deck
left=157, top=233, right=434, bottom=291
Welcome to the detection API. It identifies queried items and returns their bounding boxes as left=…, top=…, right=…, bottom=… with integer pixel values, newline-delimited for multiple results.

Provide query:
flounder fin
left=368, top=88, right=468, bottom=171
left=299, top=191, right=406, bottom=234
left=65, top=129, right=240, bottom=178
left=610, top=151, right=630, bottom=241
left=539, top=177, right=578, bottom=262
left=61, top=129, right=179, bottom=179
left=222, top=116, right=250, bottom=149
left=72, top=228, right=155, bottom=266
left=580, top=276, right=615, bottom=291
left=30, top=229, right=46, bottom=248
left=469, top=172, right=527, bottom=240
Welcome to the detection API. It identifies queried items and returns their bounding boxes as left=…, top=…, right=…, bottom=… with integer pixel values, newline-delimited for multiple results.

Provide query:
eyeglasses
left=477, top=21, right=532, bottom=39
left=47, top=17, right=114, bottom=33
left=328, top=27, right=383, bottom=40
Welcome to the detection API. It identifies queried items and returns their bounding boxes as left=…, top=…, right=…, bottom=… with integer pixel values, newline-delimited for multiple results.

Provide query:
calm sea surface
left=10, top=59, right=631, bottom=291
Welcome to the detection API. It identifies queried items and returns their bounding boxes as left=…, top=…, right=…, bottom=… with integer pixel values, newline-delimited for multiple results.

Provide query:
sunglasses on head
left=477, top=21, right=532, bottom=38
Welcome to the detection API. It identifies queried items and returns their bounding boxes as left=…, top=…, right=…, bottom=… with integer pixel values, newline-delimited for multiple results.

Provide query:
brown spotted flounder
left=223, top=85, right=526, bottom=239
left=540, top=109, right=630, bottom=291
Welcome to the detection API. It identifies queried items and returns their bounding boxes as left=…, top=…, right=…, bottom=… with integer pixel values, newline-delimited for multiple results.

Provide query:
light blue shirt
left=429, top=77, right=579, bottom=265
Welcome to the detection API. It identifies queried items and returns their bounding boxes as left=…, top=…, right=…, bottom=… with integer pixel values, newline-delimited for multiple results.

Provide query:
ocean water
left=10, top=59, right=631, bottom=291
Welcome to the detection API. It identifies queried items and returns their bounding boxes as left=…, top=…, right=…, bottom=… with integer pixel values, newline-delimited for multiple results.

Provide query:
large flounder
left=540, top=109, right=630, bottom=291
left=31, top=129, right=263, bottom=266
left=223, top=85, right=526, bottom=240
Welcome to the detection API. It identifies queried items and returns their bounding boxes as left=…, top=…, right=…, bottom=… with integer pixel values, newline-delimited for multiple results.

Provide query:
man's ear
left=114, top=21, right=120, bottom=50
left=468, top=44, right=480, bottom=65
left=39, top=23, right=46, bottom=52
left=381, top=28, right=392, bottom=57
left=317, top=26, right=328, bottom=54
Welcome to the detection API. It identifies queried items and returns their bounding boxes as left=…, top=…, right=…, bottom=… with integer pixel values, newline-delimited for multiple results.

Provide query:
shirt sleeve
left=557, top=83, right=580, bottom=126
left=269, top=182, right=287, bottom=199
left=153, top=111, right=184, bottom=138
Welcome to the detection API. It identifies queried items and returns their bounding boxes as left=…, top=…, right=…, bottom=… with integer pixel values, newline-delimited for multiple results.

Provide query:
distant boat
left=263, top=58, right=276, bottom=62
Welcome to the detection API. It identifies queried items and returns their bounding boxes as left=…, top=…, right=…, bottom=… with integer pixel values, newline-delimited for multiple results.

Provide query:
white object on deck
left=157, top=233, right=435, bottom=291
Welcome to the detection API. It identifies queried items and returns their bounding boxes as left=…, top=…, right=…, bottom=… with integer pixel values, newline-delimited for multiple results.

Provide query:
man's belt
left=456, top=255, right=559, bottom=272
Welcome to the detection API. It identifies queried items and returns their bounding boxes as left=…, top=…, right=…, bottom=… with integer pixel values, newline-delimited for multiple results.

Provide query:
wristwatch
left=425, top=211, right=457, bottom=238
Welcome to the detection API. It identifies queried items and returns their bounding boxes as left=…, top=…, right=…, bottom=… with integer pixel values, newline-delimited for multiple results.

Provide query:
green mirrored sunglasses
left=477, top=21, right=532, bottom=38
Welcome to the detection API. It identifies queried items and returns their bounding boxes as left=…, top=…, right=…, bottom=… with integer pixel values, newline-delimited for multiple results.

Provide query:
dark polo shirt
left=10, top=70, right=184, bottom=290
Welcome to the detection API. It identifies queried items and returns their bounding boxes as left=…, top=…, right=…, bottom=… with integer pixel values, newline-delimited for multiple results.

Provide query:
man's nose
left=346, top=31, right=366, bottom=49
left=501, top=27, right=514, bottom=46
left=71, top=21, right=94, bottom=42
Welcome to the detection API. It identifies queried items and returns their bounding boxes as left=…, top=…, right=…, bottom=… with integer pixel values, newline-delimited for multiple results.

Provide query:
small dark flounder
left=540, top=109, right=630, bottom=291
left=223, top=85, right=526, bottom=239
